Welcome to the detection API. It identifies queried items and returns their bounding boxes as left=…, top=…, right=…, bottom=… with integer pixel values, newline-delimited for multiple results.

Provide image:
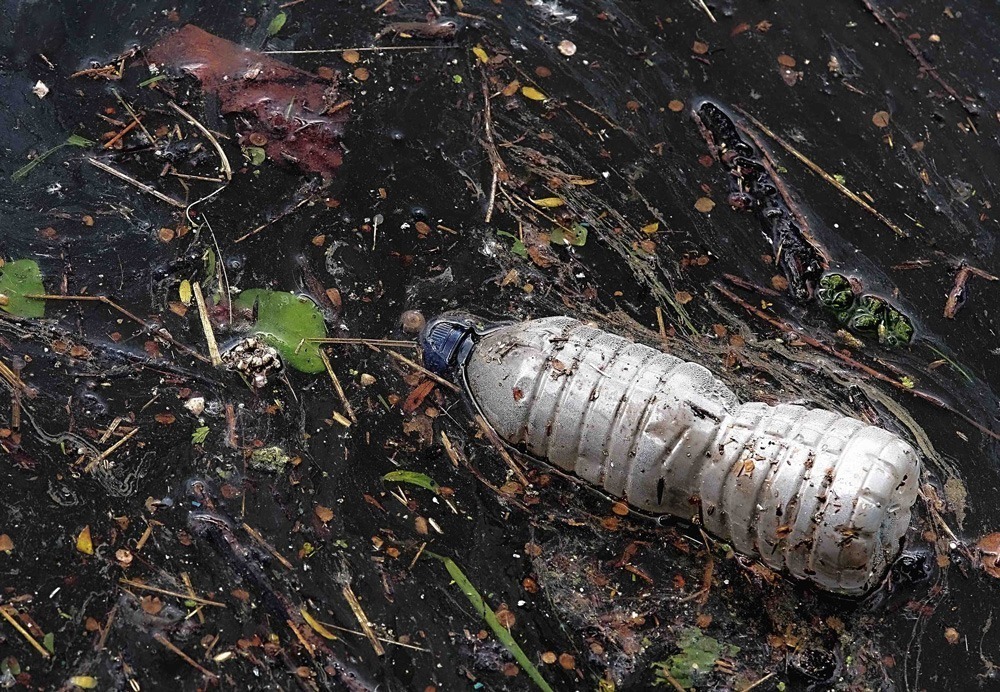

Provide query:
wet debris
left=221, top=336, right=283, bottom=388
left=147, top=25, right=349, bottom=177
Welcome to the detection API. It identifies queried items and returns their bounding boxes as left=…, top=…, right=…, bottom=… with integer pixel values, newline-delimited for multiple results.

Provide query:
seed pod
left=421, top=314, right=920, bottom=595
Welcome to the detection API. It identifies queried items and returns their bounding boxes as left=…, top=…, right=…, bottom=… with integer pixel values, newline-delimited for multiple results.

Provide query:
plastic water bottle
left=420, top=314, right=921, bottom=595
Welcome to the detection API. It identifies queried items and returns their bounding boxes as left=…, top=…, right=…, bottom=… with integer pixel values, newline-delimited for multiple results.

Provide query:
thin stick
left=731, top=107, right=909, bottom=239
left=944, top=263, right=998, bottom=319
left=263, top=45, right=454, bottom=54
left=318, top=349, right=357, bottom=423
left=480, top=65, right=501, bottom=223
left=180, top=572, right=205, bottom=624
left=168, top=102, right=232, bottom=182
left=95, top=605, right=117, bottom=651
left=84, top=426, right=138, bottom=473
left=0, top=606, right=50, bottom=658
left=342, top=584, right=386, bottom=656
left=234, top=196, right=312, bottom=243
left=655, top=306, right=667, bottom=341
left=740, top=672, right=777, bottom=692
left=287, top=619, right=316, bottom=658
left=694, top=0, right=717, bottom=22
left=474, top=414, right=530, bottom=487
left=120, top=579, right=226, bottom=607
left=306, top=337, right=418, bottom=348
left=113, top=89, right=155, bottom=143
left=102, top=119, right=139, bottom=149
left=242, top=523, right=294, bottom=570
left=192, top=282, right=222, bottom=366
left=316, top=618, right=430, bottom=651
left=87, top=158, right=186, bottom=208
left=27, top=293, right=211, bottom=363
left=387, top=349, right=460, bottom=392
left=154, top=633, right=219, bottom=680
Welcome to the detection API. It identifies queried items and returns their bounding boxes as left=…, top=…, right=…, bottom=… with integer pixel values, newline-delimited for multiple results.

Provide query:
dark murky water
left=2, top=1, right=999, bottom=690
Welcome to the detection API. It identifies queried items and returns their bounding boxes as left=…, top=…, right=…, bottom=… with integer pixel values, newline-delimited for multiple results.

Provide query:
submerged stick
left=342, top=583, right=385, bottom=657
left=87, top=158, right=187, bottom=209
left=387, top=349, right=460, bottom=392
left=0, top=606, right=50, bottom=658
left=731, top=107, right=909, bottom=239
left=318, top=348, right=357, bottom=423
left=154, top=633, right=219, bottom=680
left=192, top=282, right=222, bottom=366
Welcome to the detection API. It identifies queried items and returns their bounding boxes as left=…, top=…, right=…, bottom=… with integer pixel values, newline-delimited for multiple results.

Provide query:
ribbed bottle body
left=461, top=317, right=919, bottom=595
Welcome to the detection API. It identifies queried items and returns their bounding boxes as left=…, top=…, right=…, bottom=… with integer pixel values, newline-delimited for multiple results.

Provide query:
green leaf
left=0, top=259, right=46, bottom=318
left=138, top=74, right=169, bottom=88
left=43, top=632, right=54, bottom=654
left=427, top=553, right=554, bottom=692
left=243, top=146, right=267, bottom=166
left=267, top=12, right=287, bottom=36
left=65, top=135, right=95, bottom=148
left=511, top=240, right=527, bottom=258
left=550, top=223, right=587, bottom=247
left=233, top=290, right=327, bottom=373
left=383, top=470, right=440, bottom=494
left=191, top=426, right=210, bottom=444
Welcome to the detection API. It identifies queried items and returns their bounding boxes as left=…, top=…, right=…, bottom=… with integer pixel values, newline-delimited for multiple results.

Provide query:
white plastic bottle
left=421, top=314, right=921, bottom=595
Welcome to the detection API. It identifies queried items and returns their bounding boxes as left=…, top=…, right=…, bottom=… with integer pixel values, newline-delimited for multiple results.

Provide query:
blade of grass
left=11, top=134, right=94, bottom=181
left=426, top=552, right=554, bottom=692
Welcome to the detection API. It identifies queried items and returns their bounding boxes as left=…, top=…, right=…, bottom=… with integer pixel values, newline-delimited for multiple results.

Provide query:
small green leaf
left=192, top=426, right=210, bottom=444
left=138, top=74, right=169, bottom=88
left=66, top=135, right=95, bottom=148
left=233, top=290, right=327, bottom=373
left=550, top=224, right=587, bottom=247
left=43, top=632, right=54, bottom=654
left=0, top=259, right=46, bottom=318
left=267, top=12, right=287, bottom=36
left=511, top=240, right=527, bottom=258
left=243, top=146, right=266, bottom=166
left=383, top=470, right=440, bottom=494
left=427, top=553, right=554, bottom=692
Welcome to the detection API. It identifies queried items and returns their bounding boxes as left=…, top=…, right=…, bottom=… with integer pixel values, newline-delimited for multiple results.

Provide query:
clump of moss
left=249, top=446, right=291, bottom=473
left=652, top=628, right=740, bottom=688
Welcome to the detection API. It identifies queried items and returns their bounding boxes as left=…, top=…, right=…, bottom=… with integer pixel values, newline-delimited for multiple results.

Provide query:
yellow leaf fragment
left=179, top=279, right=192, bottom=306
left=530, top=197, right=565, bottom=208
left=641, top=222, right=660, bottom=234
left=694, top=197, right=716, bottom=213
left=521, top=86, right=547, bottom=101
left=472, top=45, right=489, bottom=63
left=300, top=607, right=339, bottom=640
left=69, top=676, right=99, bottom=689
left=76, top=526, right=94, bottom=555
left=569, top=178, right=597, bottom=186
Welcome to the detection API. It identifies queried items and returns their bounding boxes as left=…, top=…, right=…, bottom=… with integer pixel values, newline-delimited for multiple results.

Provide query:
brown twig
left=154, top=633, right=218, bottom=680
left=694, top=0, right=717, bottom=22
left=84, top=426, right=138, bottom=473
left=387, top=349, right=460, bottom=392
left=264, top=45, right=454, bottom=55
left=480, top=64, right=503, bottom=223
left=168, top=101, right=232, bottom=182
left=944, top=262, right=998, bottom=319
left=180, top=572, right=205, bottom=624
left=740, top=672, right=777, bottom=692
left=25, top=293, right=210, bottom=363
left=0, top=606, right=50, bottom=658
left=192, top=282, right=222, bottom=366
left=731, top=107, right=910, bottom=239
left=712, top=280, right=1000, bottom=441
left=342, top=583, right=386, bottom=656
left=318, top=348, right=357, bottom=423
left=87, top=158, right=187, bottom=208
left=102, top=119, right=139, bottom=149
left=234, top=196, right=313, bottom=243
left=120, top=578, right=226, bottom=607
left=305, top=337, right=418, bottom=348
left=859, top=0, right=975, bottom=112
left=95, top=605, right=117, bottom=650
left=242, top=523, right=294, bottom=570
left=474, top=414, right=530, bottom=487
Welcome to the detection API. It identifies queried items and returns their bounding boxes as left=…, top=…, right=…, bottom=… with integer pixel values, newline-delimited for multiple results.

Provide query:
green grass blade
left=428, top=552, right=554, bottom=692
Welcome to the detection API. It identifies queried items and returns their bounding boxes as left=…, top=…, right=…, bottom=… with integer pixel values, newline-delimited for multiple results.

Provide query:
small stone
left=557, top=40, right=577, bottom=56
left=401, top=310, right=426, bottom=335
left=360, top=373, right=376, bottom=387
left=32, top=80, right=49, bottom=99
